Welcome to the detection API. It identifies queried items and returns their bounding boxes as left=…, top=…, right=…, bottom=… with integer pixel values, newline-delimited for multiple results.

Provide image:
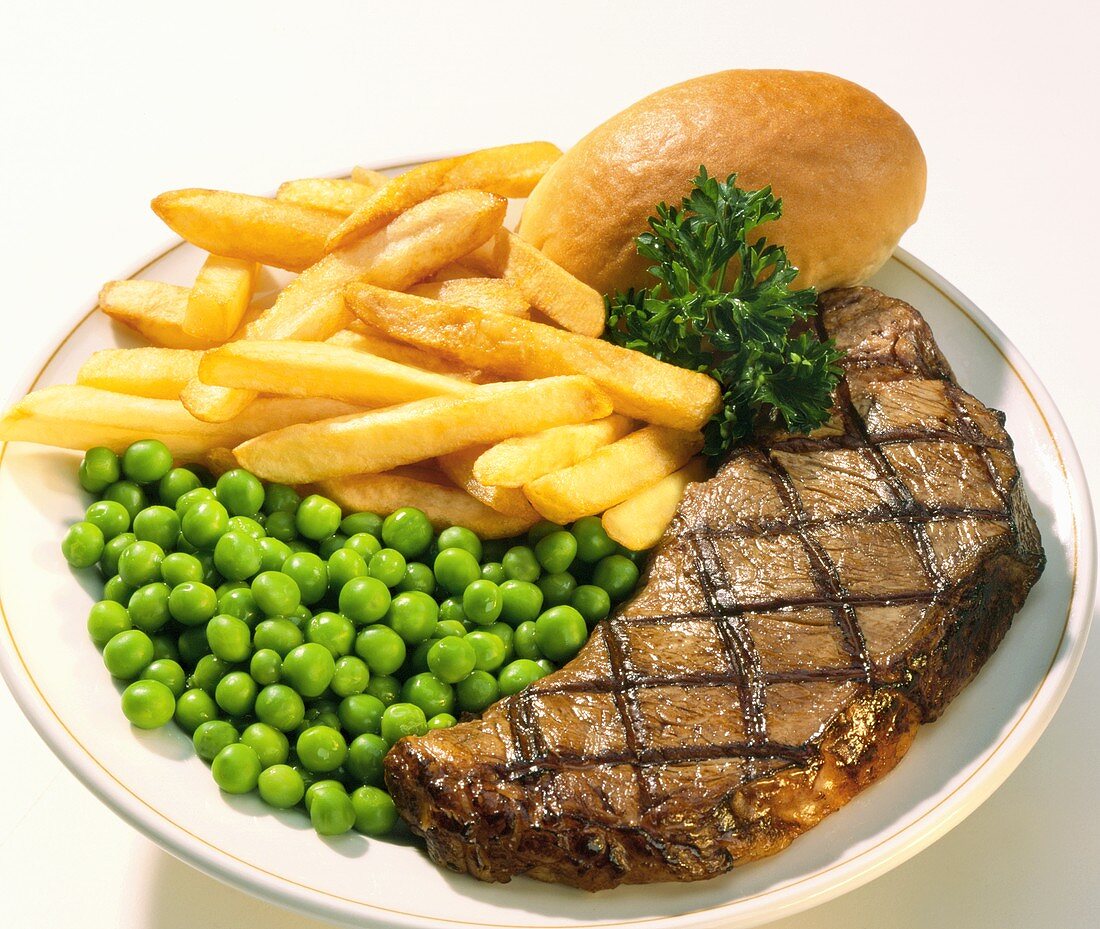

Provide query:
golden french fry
left=409, top=278, right=529, bottom=318
left=463, top=229, right=604, bottom=336
left=346, top=284, right=721, bottom=431
left=319, top=471, right=538, bottom=539
left=182, top=189, right=506, bottom=423
left=76, top=348, right=201, bottom=399
left=429, top=260, right=482, bottom=282
left=234, top=376, right=612, bottom=484
left=184, top=255, right=258, bottom=342
left=326, top=142, right=561, bottom=250
left=151, top=189, right=340, bottom=272
left=198, top=340, right=474, bottom=406
left=436, top=446, right=540, bottom=519
left=326, top=325, right=486, bottom=382
left=98, top=280, right=216, bottom=350
left=523, top=426, right=704, bottom=523
left=202, top=447, right=240, bottom=477
left=0, top=385, right=362, bottom=458
left=601, top=457, right=709, bottom=551
left=275, top=177, right=383, bottom=215
left=473, top=414, right=634, bottom=488
left=351, top=166, right=389, bottom=187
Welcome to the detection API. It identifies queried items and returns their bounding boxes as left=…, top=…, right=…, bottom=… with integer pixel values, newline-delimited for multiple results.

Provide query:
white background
left=1, top=1, right=1097, bottom=926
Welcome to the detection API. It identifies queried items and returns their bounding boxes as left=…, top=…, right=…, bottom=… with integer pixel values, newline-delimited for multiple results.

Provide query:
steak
left=384, top=286, right=1045, bottom=890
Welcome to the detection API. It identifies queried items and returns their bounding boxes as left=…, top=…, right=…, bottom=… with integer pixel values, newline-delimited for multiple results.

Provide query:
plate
left=0, top=163, right=1094, bottom=929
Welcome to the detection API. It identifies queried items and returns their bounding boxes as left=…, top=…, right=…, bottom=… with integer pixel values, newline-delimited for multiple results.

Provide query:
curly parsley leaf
left=605, top=168, right=845, bottom=456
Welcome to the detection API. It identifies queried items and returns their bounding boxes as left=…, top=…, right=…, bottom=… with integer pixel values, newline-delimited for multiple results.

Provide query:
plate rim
left=0, top=166, right=1094, bottom=929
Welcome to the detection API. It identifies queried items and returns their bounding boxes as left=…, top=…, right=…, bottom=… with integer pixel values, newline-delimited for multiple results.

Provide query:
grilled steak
left=384, top=286, right=1045, bottom=890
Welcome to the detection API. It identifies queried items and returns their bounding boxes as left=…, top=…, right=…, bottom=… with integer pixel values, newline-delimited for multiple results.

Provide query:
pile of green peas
left=64, top=439, right=645, bottom=838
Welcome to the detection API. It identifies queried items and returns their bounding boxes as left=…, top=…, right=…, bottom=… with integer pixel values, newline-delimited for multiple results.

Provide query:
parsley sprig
left=605, top=168, right=845, bottom=456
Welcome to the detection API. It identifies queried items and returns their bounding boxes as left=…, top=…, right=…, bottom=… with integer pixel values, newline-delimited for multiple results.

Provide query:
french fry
left=463, top=229, right=604, bottom=336
left=326, top=325, right=486, bottom=382
left=234, top=376, right=612, bottom=484
left=409, top=278, right=529, bottom=318
left=601, top=457, right=709, bottom=551
left=151, top=189, right=340, bottom=272
left=98, top=280, right=215, bottom=350
left=198, top=340, right=474, bottom=406
left=181, top=189, right=506, bottom=423
left=351, top=166, right=389, bottom=187
left=326, top=142, right=561, bottom=250
left=276, top=177, right=383, bottom=215
left=346, top=284, right=721, bottom=431
left=201, top=447, right=240, bottom=477
left=0, top=385, right=362, bottom=458
left=472, top=414, right=633, bottom=488
left=76, top=348, right=201, bottom=399
left=429, top=260, right=482, bottom=282
left=318, top=471, right=538, bottom=538
left=523, top=426, right=704, bottom=523
left=436, top=446, right=540, bottom=519
left=184, top=255, right=258, bottom=342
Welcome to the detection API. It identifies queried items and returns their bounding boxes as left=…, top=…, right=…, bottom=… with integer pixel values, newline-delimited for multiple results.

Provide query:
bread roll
left=519, top=70, right=926, bottom=295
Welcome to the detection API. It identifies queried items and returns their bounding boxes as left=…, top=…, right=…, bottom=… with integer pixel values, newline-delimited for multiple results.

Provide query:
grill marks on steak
left=384, top=287, right=1045, bottom=890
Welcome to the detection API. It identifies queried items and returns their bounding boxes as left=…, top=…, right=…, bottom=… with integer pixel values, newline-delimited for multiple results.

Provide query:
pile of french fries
left=0, top=143, right=721, bottom=547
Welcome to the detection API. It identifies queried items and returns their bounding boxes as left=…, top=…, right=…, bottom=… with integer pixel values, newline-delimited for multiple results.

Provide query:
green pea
left=355, top=620, right=410, bottom=680
left=330, top=655, right=369, bottom=697
left=215, top=469, right=264, bottom=517
left=218, top=587, right=260, bottom=625
left=254, top=684, right=305, bottom=732
left=263, top=483, right=300, bottom=516
left=99, top=531, right=136, bottom=577
left=122, top=439, right=173, bottom=484
left=190, top=654, right=234, bottom=694
left=381, top=507, right=434, bottom=558
left=433, top=619, right=466, bottom=639
left=534, top=605, right=588, bottom=662
left=345, top=733, right=387, bottom=786
left=296, top=725, right=347, bottom=774
left=350, top=785, right=397, bottom=836
left=538, top=571, right=577, bottom=607
left=103, top=629, right=154, bottom=679
left=462, top=579, right=503, bottom=626
left=85, top=499, right=130, bottom=541
left=427, top=712, right=457, bottom=731
left=535, top=529, right=578, bottom=573
left=396, top=561, right=435, bottom=595
left=438, top=596, right=467, bottom=625
left=117, top=540, right=164, bottom=587
left=401, top=672, right=455, bottom=717
left=249, top=648, right=282, bottom=685
left=513, top=621, right=541, bottom=660
left=304, top=779, right=344, bottom=811
left=174, top=487, right=215, bottom=520
left=140, top=658, right=186, bottom=698
left=306, top=612, right=356, bottom=658
left=177, top=626, right=212, bottom=666
left=168, top=581, right=218, bottom=626
left=281, top=643, right=335, bottom=698
left=404, top=640, right=431, bottom=677
left=158, top=467, right=202, bottom=507
left=318, top=533, right=347, bottom=559
left=310, top=784, right=356, bottom=835
left=433, top=547, right=480, bottom=595
left=149, top=634, right=180, bottom=663
left=338, top=693, right=385, bottom=737
left=536, top=658, right=557, bottom=675
left=437, top=525, right=482, bottom=560
left=120, top=679, right=175, bottom=729
left=127, top=583, right=171, bottom=633
left=256, top=537, right=292, bottom=573
left=102, top=574, right=135, bottom=605
left=214, top=671, right=257, bottom=716
left=479, top=562, right=506, bottom=584
left=174, top=688, right=219, bottom=733
left=79, top=446, right=120, bottom=494
left=160, top=551, right=204, bottom=586
left=390, top=590, right=441, bottom=644
left=455, top=670, right=499, bottom=713
left=302, top=706, right=342, bottom=733
left=340, top=511, right=382, bottom=538
left=239, top=721, right=288, bottom=769
left=502, top=545, right=540, bottom=583
left=498, top=658, right=545, bottom=696
left=327, top=548, right=368, bottom=593
left=264, top=510, right=299, bottom=543
left=180, top=499, right=229, bottom=549
left=592, top=554, right=640, bottom=601
left=464, top=630, right=506, bottom=672
left=202, top=614, right=249, bottom=662
left=368, top=548, right=407, bottom=588
left=211, top=743, right=262, bottom=794
left=226, top=515, right=265, bottom=540
left=253, top=618, right=303, bottom=657
left=104, top=480, right=147, bottom=523
left=257, top=764, right=305, bottom=809
left=364, top=673, right=401, bottom=706
left=427, top=636, right=476, bottom=683
left=280, top=552, right=328, bottom=604
left=212, top=531, right=262, bottom=581
left=193, top=719, right=239, bottom=762
left=196, top=550, right=220, bottom=587
left=132, top=505, right=180, bottom=550
left=61, top=521, right=105, bottom=569
left=571, top=584, right=611, bottom=625
left=380, top=702, right=427, bottom=744
left=251, top=571, right=301, bottom=616
left=296, top=494, right=342, bottom=541
left=87, top=600, right=131, bottom=648
left=572, top=516, right=618, bottom=563
left=497, top=579, right=542, bottom=626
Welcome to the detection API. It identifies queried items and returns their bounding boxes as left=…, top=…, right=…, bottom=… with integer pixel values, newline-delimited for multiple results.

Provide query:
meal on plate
left=0, top=68, right=1044, bottom=890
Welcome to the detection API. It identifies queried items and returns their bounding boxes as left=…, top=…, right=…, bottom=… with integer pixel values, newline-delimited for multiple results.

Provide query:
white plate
left=0, top=164, right=1094, bottom=929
